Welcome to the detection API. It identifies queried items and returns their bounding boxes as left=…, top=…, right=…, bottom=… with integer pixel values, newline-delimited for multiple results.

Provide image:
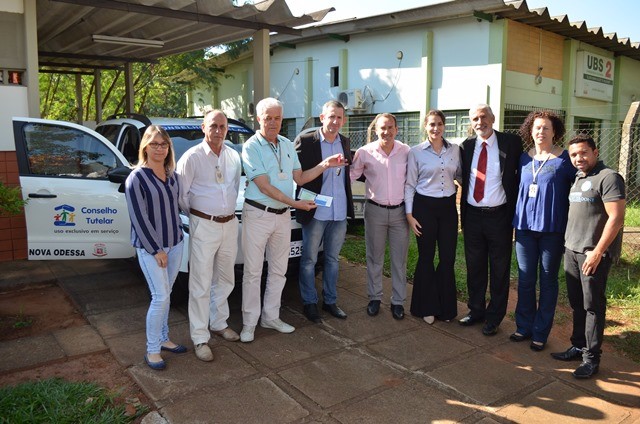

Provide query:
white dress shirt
left=466, top=131, right=507, bottom=207
left=176, top=140, right=241, bottom=216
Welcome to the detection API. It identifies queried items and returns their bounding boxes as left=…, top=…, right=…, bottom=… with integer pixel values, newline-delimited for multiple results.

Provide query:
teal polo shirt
left=242, top=132, right=301, bottom=209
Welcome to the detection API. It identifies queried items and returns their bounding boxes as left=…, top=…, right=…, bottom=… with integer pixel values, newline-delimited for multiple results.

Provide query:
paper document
left=298, top=188, right=333, bottom=207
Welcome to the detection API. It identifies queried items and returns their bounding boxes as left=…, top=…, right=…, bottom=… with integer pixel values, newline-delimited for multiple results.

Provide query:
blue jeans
left=137, top=241, right=184, bottom=354
left=514, top=230, right=563, bottom=343
left=299, top=218, right=347, bottom=305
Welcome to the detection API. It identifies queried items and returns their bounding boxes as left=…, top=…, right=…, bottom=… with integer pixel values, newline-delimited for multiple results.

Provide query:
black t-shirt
left=565, top=161, right=625, bottom=253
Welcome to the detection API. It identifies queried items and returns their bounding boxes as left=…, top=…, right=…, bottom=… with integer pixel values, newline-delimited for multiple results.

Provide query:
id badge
left=528, top=183, right=538, bottom=198
left=278, top=172, right=288, bottom=180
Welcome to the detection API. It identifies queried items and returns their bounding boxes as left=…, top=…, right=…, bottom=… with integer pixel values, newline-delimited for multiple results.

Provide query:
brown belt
left=189, top=208, right=235, bottom=223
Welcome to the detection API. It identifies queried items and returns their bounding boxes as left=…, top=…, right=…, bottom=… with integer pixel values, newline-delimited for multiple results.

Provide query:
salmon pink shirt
left=350, top=139, right=410, bottom=206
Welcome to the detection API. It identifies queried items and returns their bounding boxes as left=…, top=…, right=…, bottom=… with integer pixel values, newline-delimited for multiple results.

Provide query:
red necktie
left=473, top=142, right=487, bottom=203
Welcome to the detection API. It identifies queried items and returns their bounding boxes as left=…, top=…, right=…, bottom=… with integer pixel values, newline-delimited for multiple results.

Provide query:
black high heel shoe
left=509, top=332, right=530, bottom=342
left=530, top=341, right=545, bottom=352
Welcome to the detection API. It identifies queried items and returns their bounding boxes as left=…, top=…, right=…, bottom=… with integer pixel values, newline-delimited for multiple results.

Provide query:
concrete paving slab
left=553, top=354, right=640, bottom=408
left=489, top=337, right=575, bottom=373
left=53, top=325, right=107, bottom=356
left=434, top=312, right=513, bottom=349
left=0, top=260, right=56, bottom=291
left=161, top=377, right=308, bottom=423
left=475, top=418, right=503, bottom=424
left=324, top=308, right=420, bottom=344
left=331, top=378, right=475, bottom=423
left=0, top=334, right=65, bottom=372
left=333, top=286, right=369, bottom=314
left=105, top=321, right=192, bottom=367
left=64, top=283, right=150, bottom=316
left=87, top=304, right=187, bottom=337
left=497, top=380, right=636, bottom=423
left=105, top=329, right=147, bottom=367
left=427, top=352, right=546, bottom=406
left=129, top=345, right=258, bottom=403
left=237, top=325, right=349, bottom=369
left=57, top=268, right=143, bottom=294
left=367, top=326, right=475, bottom=371
left=278, top=350, right=404, bottom=408
left=46, top=258, right=138, bottom=280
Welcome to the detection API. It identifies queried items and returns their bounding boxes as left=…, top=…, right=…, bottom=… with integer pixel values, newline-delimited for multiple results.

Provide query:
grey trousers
left=364, top=202, right=409, bottom=305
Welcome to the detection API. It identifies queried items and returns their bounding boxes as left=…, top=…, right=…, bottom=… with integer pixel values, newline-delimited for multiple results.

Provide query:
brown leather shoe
left=211, top=327, right=240, bottom=342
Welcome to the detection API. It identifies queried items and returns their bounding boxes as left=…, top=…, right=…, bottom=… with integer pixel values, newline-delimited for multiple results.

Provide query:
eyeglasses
left=148, top=143, right=170, bottom=150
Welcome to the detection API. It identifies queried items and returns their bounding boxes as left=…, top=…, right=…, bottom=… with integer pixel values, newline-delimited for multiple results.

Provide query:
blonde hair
left=137, top=125, right=176, bottom=174
left=367, top=113, right=397, bottom=143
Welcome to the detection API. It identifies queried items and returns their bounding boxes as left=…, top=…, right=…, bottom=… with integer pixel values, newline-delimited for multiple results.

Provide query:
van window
left=22, top=123, right=119, bottom=178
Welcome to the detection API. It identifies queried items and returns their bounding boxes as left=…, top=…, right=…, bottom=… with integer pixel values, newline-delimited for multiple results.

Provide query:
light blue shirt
left=404, top=139, right=461, bottom=213
left=242, top=132, right=301, bottom=209
left=314, top=132, right=347, bottom=221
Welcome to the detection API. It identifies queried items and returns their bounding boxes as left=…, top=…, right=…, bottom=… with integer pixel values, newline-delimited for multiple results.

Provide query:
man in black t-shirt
left=551, top=135, right=625, bottom=379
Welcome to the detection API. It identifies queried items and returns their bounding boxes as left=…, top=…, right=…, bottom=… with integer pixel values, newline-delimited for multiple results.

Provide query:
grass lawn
left=342, top=222, right=640, bottom=362
left=0, top=378, right=145, bottom=423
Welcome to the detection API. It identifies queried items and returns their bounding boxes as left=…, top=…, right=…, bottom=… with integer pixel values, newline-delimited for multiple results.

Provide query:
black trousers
left=564, top=249, right=611, bottom=362
left=410, top=194, right=458, bottom=320
left=463, top=204, right=513, bottom=325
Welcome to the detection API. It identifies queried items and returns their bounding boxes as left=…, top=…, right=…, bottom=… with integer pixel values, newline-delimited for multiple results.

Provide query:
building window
left=344, top=112, right=421, bottom=149
left=1, top=69, right=25, bottom=86
left=280, top=118, right=297, bottom=141
left=330, top=66, right=339, bottom=88
left=443, top=110, right=471, bottom=141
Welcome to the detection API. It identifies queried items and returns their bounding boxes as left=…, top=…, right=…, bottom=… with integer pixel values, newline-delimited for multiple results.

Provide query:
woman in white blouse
left=405, top=110, right=461, bottom=324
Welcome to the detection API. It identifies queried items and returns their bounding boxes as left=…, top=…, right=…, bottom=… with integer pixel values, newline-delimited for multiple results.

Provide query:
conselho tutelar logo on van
left=53, top=204, right=119, bottom=227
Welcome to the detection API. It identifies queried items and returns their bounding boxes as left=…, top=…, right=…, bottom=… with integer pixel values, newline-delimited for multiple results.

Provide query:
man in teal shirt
left=240, top=97, right=345, bottom=343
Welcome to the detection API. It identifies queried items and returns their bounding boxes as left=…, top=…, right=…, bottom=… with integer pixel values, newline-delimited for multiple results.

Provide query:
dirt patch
left=0, top=284, right=154, bottom=421
left=0, top=284, right=86, bottom=341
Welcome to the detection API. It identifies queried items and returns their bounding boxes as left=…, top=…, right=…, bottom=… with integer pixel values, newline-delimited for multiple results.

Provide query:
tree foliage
left=39, top=49, right=223, bottom=121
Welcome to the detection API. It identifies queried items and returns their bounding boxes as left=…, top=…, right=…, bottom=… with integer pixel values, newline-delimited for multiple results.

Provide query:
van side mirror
left=107, top=166, right=132, bottom=193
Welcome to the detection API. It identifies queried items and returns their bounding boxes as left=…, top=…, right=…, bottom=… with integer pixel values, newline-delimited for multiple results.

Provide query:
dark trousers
left=564, top=249, right=611, bottom=362
left=463, top=204, right=513, bottom=325
left=410, top=194, right=458, bottom=320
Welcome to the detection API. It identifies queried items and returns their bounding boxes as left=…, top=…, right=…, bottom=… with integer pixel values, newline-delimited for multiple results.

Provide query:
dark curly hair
left=518, top=110, right=566, bottom=146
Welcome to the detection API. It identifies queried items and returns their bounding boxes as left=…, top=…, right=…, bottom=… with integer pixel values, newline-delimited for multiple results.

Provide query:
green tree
left=40, top=49, right=224, bottom=121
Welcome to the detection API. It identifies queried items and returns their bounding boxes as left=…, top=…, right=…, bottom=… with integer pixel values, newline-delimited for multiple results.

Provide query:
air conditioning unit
left=338, top=89, right=364, bottom=110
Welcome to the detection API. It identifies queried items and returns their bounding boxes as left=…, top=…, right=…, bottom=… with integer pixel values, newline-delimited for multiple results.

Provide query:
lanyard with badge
left=528, top=154, right=551, bottom=198
left=269, top=140, right=288, bottom=180
left=215, top=152, right=225, bottom=184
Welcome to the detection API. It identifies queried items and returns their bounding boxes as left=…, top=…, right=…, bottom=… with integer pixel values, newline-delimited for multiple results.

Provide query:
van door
left=12, top=118, right=135, bottom=260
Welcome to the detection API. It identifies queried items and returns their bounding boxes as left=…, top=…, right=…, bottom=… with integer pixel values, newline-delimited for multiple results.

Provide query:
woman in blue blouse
left=125, top=126, right=185, bottom=370
left=406, top=110, right=461, bottom=324
left=511, top=111, right=575, bottom=351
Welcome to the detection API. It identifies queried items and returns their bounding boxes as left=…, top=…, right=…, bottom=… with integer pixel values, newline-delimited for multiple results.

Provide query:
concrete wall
left=192, top=16, right=510, bottom=131
left=191, top=16, right=640, bottom=141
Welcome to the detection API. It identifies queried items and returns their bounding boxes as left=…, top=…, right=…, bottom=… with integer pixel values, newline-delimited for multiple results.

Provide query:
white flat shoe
left=423, top=316, right=435, bottom=325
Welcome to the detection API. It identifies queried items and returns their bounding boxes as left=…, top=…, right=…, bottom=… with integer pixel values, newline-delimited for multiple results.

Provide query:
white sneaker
left=240, top=325, right=255, bottom=343
left=260, top=318, right=295, bottom=334
left=194, top=343, right=214, bottom=362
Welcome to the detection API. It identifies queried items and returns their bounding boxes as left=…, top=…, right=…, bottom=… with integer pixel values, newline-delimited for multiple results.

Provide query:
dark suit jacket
left=459, top=130, right=523, bottom=229
left=294, top=129, right=354, bottom=225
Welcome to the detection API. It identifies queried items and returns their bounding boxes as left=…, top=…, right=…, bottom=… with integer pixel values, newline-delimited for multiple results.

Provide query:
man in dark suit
left=459, top=104, right=523, bottom=335
left=295, top=100, right=354, bottom=323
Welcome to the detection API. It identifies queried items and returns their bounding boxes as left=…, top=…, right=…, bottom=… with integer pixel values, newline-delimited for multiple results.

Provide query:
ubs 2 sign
left=575, top=51, right=615, bottom=102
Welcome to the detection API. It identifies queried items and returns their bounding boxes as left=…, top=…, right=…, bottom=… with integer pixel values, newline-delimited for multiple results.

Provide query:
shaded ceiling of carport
left=36, top=0, right=333, bottom=71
